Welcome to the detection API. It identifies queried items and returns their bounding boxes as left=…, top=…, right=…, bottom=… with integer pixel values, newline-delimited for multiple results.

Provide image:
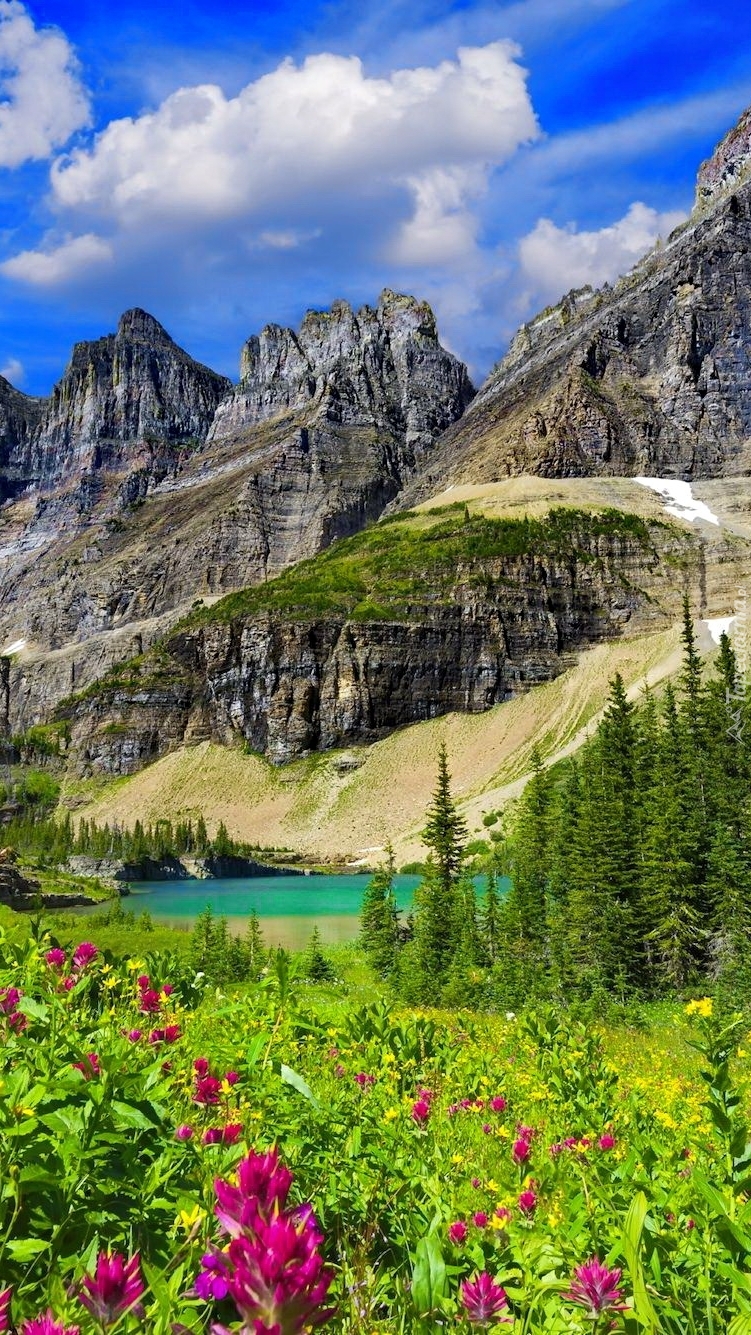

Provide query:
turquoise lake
left=126, top=872, right=423, bottom=951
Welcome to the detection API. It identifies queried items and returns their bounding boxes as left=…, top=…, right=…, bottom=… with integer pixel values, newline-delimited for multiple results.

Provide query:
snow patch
left=1, top=638, right=26, bottom=656
left=704, top=617, right=736, bottom=646
left=634, top=477, right=721, bottom=526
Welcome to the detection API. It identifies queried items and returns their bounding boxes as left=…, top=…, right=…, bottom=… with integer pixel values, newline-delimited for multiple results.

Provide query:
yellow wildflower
left=178, top=1204, right=205, bottom=1231
left=685, top=998, right=713, bottom=1018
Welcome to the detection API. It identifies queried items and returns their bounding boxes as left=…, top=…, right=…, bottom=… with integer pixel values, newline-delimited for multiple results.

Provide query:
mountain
left=0, top=291, right=472, bottom=722
left=397, top=107, right=751, bottom=505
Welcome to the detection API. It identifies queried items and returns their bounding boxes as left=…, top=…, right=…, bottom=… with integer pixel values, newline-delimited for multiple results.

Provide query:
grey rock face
left=209, top=290, right=474, bottom=464
left=0, top=379, right=44, bottom=500
left=398, top=108, right=751, bottom=502
left=56, top=519, right=694, bottom=773
left=26, top=309, right=232, bottom=486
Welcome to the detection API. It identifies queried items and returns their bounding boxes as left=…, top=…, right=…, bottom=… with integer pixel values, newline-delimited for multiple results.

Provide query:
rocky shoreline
left=66, top=853, right=304, bottom=882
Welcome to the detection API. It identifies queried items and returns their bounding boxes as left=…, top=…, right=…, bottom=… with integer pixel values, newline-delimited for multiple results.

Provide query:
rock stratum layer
left=52, top=509, right=698, bottom=771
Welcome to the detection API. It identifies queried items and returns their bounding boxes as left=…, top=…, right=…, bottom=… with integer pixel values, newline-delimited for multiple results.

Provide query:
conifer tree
left=360, top=847, right=399, bottom=977
left=422, top=743, right=468, bottom=897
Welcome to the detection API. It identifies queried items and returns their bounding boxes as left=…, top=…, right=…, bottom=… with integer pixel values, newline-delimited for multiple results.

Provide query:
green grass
left=184, top=507, right=664, bottom=628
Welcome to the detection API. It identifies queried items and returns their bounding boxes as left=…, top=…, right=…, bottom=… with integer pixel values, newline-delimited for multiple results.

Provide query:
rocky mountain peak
left=116, top=308, right=175, bottom=346
left=210, top=290, right=474, bottom=449
left=696, top=104, right=751, bottom=207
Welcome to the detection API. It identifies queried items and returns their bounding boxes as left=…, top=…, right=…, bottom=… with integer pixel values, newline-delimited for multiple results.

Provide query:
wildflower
left=162, top=983, right=174, bottom=996
left=489, top=1096, right=506, bottom=1112
left=179, top=1204, right=205, bottom=1231
left=195, top=1252, right=231, bottom=1301
left=225, top=1071, right=239, bottom=1085
left=164, top=1024, right=181, bottom=1043
left=549, top=1142, right=564, bottom=1156
left=448, top=1221, right=468, bottom=1245
left=79, top=1252, right=145, bottom=1325
left=72, top=942, right=98, bottom=971
left=494, top=1207, right=512, bottom=1225
left=516, top=1124, right=535, bottom=1141
left=194, top=1076, right=222, bottom=1104
left=565, top=1258, right=627, bottom=1317
left=0, top=1288, right=11, bottom=1334
left=127, top=1029, right=142, bottom=1043
left=411, top=1099, right=431, bottom=1125
left=354, top=1073, right=376, bottom=1087
left=473, top=1212, right=488, bottom=1228
left=512, top=1138, right=531, bottom=1164
left=0, top=988, right=20, bottom=1014
left=334, top=1064, right=346, bottom=1079
left=202, top=1149, right=334, bottom=1332
left=138, top=988, right=161, bottom=1014
left=194, top=1057, right=210, bottom=1077
left=685, top=997, right=713, bottom=1018
left=598, top=1133, right=616, bottom=1151
left=73, top=1053, right=100, bottom=1080
left=175, top=1124, right=194, bottom=1141
left=222, top=1123, right=243, bottom=1144
left=62, top=977, right=76, bottom=992
left=203, top=1128, right=223, bottom=1145
left=45, top=948, right=66, bottom=969
left=21, top=1312, right=79, bottom=1335
left=482, top=1123, right=492, bottom=1134
left=471, top=1177, right=482, bottom=1189
left=459, top=1273, right=511, bottom=1326
left=518, top=1189, right=537, bottom=1215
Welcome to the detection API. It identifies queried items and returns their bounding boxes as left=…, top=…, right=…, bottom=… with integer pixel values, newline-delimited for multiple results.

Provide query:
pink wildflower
left=21, top=1312, right=79, bottom=1335
left=448, top=1221, right=468, bottom=1245
left=73, top=1053, right=100, bottom=1080
left=411, top=1099, right=431, bottom=1125
left=471, top=1177, right=482, bottom=1189
left=482, top=1123, right=492, bottom=1134
left=598, top=1133, right=616, bottom=1151
left=62, top=977, right=76, bottom=992
left=175, top=1124, right=194, bottom=1141
left=127, top=1029, right=142, bottom=1042
left=194, top=1076, right=222, bottom=1105
left=72, top=942, right=98, bottom=971
left=138, top=988, right=161, bottom=1014
left=489, top=1096, right=506, bottom=1112
left=494, top=1207, right=512, bottom=1225
left=473, top=1211, right=488, bottom=1229
left=518, top=1189, right=537, bottom=1215
left=79, top=1252, right=145, bottom=1324
left=225, top=1071, right=239, bottom=1085
left=45, top=948, right=66, bottom=969
left=354, top=1073, right=376, bottom=1087
left=565, top=1258, right=628, bottom=1317
left=512, top=1137, right=531, bottom=1164
left=222, top=1124, right=243, bottom=1145
left=516, top=1123, right=535, bottom=1140
left=0, top=1288, right=11, bottom=1334
left=200, top=1148, right=334, bottom=1333
left=194, top=1057, right=210, bottom=1076
left=203, top=1128, right=223, bottom=1145
left=459, top=1273, right=512, bottom=1326
left=0, top=987, right=20, bottom=1013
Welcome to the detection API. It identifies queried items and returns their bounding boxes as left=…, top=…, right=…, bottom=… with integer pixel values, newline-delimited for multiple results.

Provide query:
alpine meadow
left=6, top=4, right=751, bottom=1332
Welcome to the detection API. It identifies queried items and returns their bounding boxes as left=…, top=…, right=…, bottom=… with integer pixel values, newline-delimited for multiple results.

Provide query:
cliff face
left=398, top=108, right=751, bottom=504
left=0, top=293, right=472, bottom=724
left=54, top=510, right=697, bottom=773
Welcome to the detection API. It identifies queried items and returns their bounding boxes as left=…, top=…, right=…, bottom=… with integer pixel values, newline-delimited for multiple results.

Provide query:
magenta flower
left=175, top=1124, right=194, bottom=1141
left=459, top=1273, right=511, bottom=1326
left=354, top=1072, right=376, bottom=1087
left=222, top=1123, right=243, bottom=1144
left=516, top=1123, right=535, bottom=1140
left=72, top=942, right=98, bottom=970
left=21, top=1313, right=79, bottom=1335
left=138, top=988, right=161, bottom=1014
left=203, top=1128, right=223, bottom=1145
left=471, top=1177, right=481, bottom=1189
left=62, top=977, right=76, bottom=992
left=79, top=1252, right=144, bottom=1325
left=518, top=1189, right=537, bottom=1215
left=489, top=1096, right=507, bottom=1112
left=215, top=1148, right=294, bottom=1237
left=448, top=1221, right=468, bottom=1245
left=482, top=1123, right=492, bottom=1134
left=194, top=1057, right=210, bottom=1076
left=598, top=1133, right=616, bottom=1151
left=0, top=1288, right=11, bottom=1334
left=512, top=1137, right=531, bottom=1164
left=225, top=1071, right=239, bottom=1086
left=494, top=1207, right=512, bottom=1225
left=200, top=1149, right=334, bottom=1333
left=549, top=1142, right=564, bottom=1156
left=473, top=1211, right=488, bottom=1229
left=73, top=1053, right=100, bottom=1080
left=565, top=1258, right=628, bottom=1317
left=45, top=948, right=66, bottom=969
left=194, top=1075, right=222, bottom=1105
left=127, top=1029, right=142, bottom=1042
left=137, top=974, right=150, bottom=990
left=411, top=1099, right=431, bottom=1125
left=195, top=1252, right=231, bottom=1300
left=162, top=983, right=174, bottom=996
left=0, top=987, right=20, bottom=1014
left=164, top=1024, right=181, bottom=1043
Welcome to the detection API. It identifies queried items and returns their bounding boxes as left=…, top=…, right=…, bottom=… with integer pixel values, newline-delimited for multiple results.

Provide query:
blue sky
left=1, top=0, right=751, bottom=394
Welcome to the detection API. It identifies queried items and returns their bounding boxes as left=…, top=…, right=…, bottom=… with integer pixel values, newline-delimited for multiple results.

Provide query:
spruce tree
left=422, top=743, right=468, bottom=897
left=360, top=847, right=399, bottom=976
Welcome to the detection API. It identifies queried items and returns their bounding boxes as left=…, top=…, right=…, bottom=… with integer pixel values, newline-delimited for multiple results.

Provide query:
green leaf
left=6, top=1239, right=48, bottom=1261
left=411, top=1232, right=448, bottom=1317
left=622, top=1193, right=662, bottom=1331
left=276, top=1063, right=320, bottom=1110
left=17, top=997, right=48, bottom=1021
left=111, top=1101, right=160, bottom=1130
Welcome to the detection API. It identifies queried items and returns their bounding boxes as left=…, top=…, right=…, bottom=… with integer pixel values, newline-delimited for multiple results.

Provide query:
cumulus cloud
left=2, top=40, right=537, bottom=289
left=0, top=1, right=90, bottom=168
left=0, top=356, right=23, bottom=384
left=2, top=234, right=113, bottom=286
left=518, top=201, right=688, bottom=307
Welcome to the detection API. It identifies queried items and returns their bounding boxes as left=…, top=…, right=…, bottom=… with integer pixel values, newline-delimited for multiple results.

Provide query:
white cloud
left=518, top=201, right=688, bottom=307
left=2, top=233, right=112, bottom=286
left=0, top=356, right=23, bottom=384
left=0, top=1, right=90, bottom=168
left=2, top=41, right=537, bottom=286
